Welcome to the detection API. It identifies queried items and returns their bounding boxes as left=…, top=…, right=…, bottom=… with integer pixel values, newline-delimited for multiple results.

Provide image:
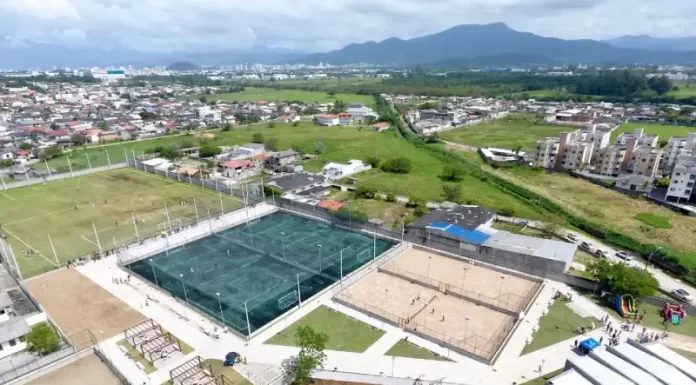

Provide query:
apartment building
left=593, top=146, right=627, bottom=176
left=663, top=132, right=696, bottom=172
left=627, top=147, right=663, bottom=178
left=666, top=154, right=696, bottom=203
left=558, top=141, right=594, bottom=171
left=532, top=137, right=560, bottom=168
left=616, top=128, right=659, bottom=148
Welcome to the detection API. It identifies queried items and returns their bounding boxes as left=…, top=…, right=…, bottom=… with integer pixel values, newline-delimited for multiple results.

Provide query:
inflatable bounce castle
left=664, top=303, right=685, bottom=325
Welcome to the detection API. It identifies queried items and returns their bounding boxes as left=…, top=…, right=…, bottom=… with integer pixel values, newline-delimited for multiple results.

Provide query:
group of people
left=19, top=248, right=36, bottom=257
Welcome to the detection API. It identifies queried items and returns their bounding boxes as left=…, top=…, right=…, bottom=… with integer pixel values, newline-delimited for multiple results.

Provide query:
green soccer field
left=0, top=168, right=244, bottom=278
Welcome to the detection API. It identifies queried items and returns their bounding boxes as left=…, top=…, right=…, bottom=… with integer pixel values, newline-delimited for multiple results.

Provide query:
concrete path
left=363, top=331, right=405, bottom=356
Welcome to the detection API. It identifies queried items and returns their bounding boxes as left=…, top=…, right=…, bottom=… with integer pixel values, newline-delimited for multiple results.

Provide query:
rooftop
left=482, top=231, right=577, bottom=263
left=408, top=205, right=496, bottom=231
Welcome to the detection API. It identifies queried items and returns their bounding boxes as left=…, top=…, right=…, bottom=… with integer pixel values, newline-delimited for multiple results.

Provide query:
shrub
left=385, top=193, right=397, bottom=202
left=440, top=164, right=465, bottom=182
left=199, top=144, right=222, bottom=158
left=355, top=185, right=377, bottom=199
left=406, top=195, right=425, bottom=208
left=414, top=205, right=428, bottom=218
left=381, top=157, right=412, bottom=174
left=366, top=156, right=381, bottom=168
left=26, top=322, right=61, bottom=355
left=265, top=138, right=280, bottom=152
left=252, top=133, right=264, bottom=143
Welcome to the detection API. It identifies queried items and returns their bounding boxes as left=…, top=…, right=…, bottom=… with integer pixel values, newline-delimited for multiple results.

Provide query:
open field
left=385, top=339, right=453, bottom=361
left=264, top=305, right=384, bottom=352
left=346, top=199, right=413, bottom=230
left=207, top=87, right=376, bottom=107
left=488, top=167, right=696, bottom=264
left=519, top=369, right=564, bottom=385
left=26, top=268, right=146, bottom=340
left=26, top=353, right=122, bottom=385
left=521, top=299, right=599, bottom=355
left=441, top=114, right=569, bottom=152
left=0, top=168, right=243, bottom=277
left=669, top=82, right=696, bottom=98
left=610, top=122, right=695, bottom=142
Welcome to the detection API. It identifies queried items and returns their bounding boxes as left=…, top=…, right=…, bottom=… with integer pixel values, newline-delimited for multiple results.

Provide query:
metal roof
left=567, top=356, right=634, bottom=385
left=590, top=346, right=662, bottom=385
left=641, top=342, right=696, bottom=382
left=547, top=368, right=593, bottom=385
left=610, top=343, right=696, bottom=385
left=482, top=231, right=576, bottom=263
left=0, top=317, right=30, bottom=343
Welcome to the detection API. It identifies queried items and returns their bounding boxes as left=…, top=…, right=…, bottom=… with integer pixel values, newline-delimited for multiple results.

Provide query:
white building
left=663, top=132, right=696, bottom=172
left=627, top=147, right=663, bottom=178
left=666, top=154, right=696, bottom=203
left=322, top=160, right=371, bottom=179
left=532, top=137, right=560, bottom=168
left=317, top=114, right=339, bottom=126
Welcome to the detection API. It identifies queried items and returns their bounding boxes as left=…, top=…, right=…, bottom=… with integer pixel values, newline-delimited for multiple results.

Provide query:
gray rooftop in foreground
left=590, top=346, right=662, bottom=385
left=482, top=231, right=577, bottom=263
left=408, top=205, right=496, bottom=231
left=0, top=317, right=30, bottom=344
left=547, top=368, right=593, bottom=385
left=610, top=342, right=696, bottom=385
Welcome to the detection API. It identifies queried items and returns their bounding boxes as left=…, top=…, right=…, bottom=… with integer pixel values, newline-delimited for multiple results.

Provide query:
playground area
left=25, top=268, right=146, bottom=340
left=0, top=168, right=244, bottom=278
left=384, top=248, right=541, bottom=313
left=166, top=356, right=238, bottom=385
left=126, top=211, right=395, bottom=337
left=336, top=248, right=525, bottom=362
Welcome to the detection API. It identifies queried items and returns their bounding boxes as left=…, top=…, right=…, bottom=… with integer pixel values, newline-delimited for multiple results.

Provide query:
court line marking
left=1, top=226, right=58, bottom=267
left=1, top=192, right=15, bottom=201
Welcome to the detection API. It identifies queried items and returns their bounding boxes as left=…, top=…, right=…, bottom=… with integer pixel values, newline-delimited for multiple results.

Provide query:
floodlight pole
left=67, top=157, right=74, bottom=177
left=373, top=230, right=376, bottom=262
left=280, top=232, right=285, bottom=258
left=6, top=243, right=22, bottom=281
left=106, top=150, right=112, bottom=170
left=124, top=148, right=129, bottom=165
left=401, top=221, right=405, bottom=245
left=271, top=188, right=275, bottom=206
left=215, top=178, right=219, bottom=192
left=0, top=174, right=6, bottom=190
left=47, top=235, right=60, bottom=266
left=188, top=172, right=192, bottom=184
left=244, top=301, right=252, bottom=338
left=193, top=198, right=199, bottom=221
left=340, top=249, right=344, bottom=283
left=207, top=208, right=213, bottom=233
left=164, top=204, right=172, bottom=232
left=219, top=191, right=224, bottom=215
left=132, top=149, right=137, bottom=168
left=150, top=259, right=159, bottom=286
left=260, top=178, right=265, bottom=201
left=296, top=274, right=302, bottom=308
left=180, top=274, right=189, bottom=305
left=23, top=167, right=31, bottom=186
left=216, top=292, right=225, bottom=325
left=92, top=222, right=103, bottom=254
left=44, top=160, right=53, bottom=181
left=132, top=213, right=140, bottom=243
left=317, top=244, right=322, bottom=272
left=87, top=153, right=93, bottom=174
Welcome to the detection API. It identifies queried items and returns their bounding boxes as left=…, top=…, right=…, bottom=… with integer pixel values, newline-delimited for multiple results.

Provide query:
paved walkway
left=70, top=204, right=696, bottom=385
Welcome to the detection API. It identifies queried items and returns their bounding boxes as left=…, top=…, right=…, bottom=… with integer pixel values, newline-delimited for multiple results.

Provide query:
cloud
left=0, top=0, right=694, bottom=53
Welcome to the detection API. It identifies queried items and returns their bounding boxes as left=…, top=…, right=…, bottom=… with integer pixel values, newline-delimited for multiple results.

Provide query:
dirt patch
left=26, top=269, right=145, bottom=341
left=26, top=353, right=121, bottom=385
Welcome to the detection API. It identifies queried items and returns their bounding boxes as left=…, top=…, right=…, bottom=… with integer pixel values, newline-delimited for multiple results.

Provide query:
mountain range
left=604, top=35, right=696, bottom=52
left=300, top=23, right=696, bottom=67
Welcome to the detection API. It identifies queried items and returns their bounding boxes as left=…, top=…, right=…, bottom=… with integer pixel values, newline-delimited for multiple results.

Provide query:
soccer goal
left=278, top=290, right=299, bottom=310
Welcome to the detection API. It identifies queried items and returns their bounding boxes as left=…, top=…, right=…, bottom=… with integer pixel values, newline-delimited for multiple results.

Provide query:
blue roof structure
left=427, top=221, right=491, bottom=244
left=581, top=338, right=600, bottom=351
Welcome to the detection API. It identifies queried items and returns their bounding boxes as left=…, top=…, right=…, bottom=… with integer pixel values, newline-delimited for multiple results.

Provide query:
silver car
left=615, top=251, right=633, bottom=261
left=672, top=288, right=693, bottom=302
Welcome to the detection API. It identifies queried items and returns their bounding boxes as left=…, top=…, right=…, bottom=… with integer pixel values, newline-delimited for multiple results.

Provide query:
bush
left=332, top=207, right=369, bottom=223
left=406, top=195, right=425, bottom=208
left=0, top=159, right=13, bottom=168
left=414, top=205, right=428, bottom=218
left=267, top=122, right=276, bottom=128
left=315, top=141, right=326, bottom=155
left=381, top=157, right=412, bottom=174
left=440, top=164, right=465, bottom=182
left=385, top=193, right=397, bottom=202
left=252, top=133, right=264, bottom=143
left=265, top=138, right=280, bottom=152
left=26, top=322, right=61, bottom=355
left=366, top=156, right=381, bottom=168
left=199, top=144, right=222, bottom=158
left=355, top=185, right=377, bottom=199
left=442, top=184, right=461, bottom=202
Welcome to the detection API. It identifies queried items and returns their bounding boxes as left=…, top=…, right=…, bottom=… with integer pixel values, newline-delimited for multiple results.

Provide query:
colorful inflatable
left=615, top=294, right=637, bottom=318
left=664, top=303, right=685, bottom=325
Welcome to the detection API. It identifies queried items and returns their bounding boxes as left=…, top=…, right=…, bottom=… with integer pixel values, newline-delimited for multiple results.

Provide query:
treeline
left=374, top=94, right=696, bottom=282
left=574, top=70, right=673, bottom=98
left=125, top=75, right=232, bottom=87
left=0, top=74, right=100, bottom=86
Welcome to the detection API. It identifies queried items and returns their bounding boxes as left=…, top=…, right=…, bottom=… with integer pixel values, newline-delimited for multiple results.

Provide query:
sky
left=1, top=0, right=695, bottom=53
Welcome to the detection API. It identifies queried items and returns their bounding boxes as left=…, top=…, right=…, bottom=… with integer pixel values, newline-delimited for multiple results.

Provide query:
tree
left=406, top=195, right=425, bottom=208
left=292, top=121, right=300, bottom=127
left=70, top=133, right=87, bottom=146
left=282, top=326, right=329, bottom=385
left=442, top=184, right=461, bottom=202
left=39, top=147, right=62, bottom=161
left=355, top=185, right=377, bottom=199
left=658, top=139, right=669, bottom=148
left=199, top=144, right=221, bottom=158
left=327, top=91, right=336, bottom=97
left=648, top=76, right=673, bottom=95
left=221, top=123, right=232, bottom=132
left=385, top=193, right=396, bottom=202
left=252, top=133, right=264, bottom=144
left=365, top=156, right=381, bottom=168
left=440, top=164, right=465, bottom=182
left=199, top=96, right=207, bottom=104
left=267, top=122, right=276, bottom=129
left=97, top=122, right=108, bottom=130
left=265, top=138, right=280, bottom=152
left=19, top=143, right=33, bottom=151
left=26, top=322, right=61, bottom=355
left=315, top=140, right=326, bottom=155
left=0, top=159, right=13, bottom=168
left=414, top=205, right=428, bottom=218
left=381, top=157, right=412, bottom=174
left=587, top=259, right=659, bottom=297
left=656, top=177, right=671, bottom=188
left=139, top=111, right=158, bottom=120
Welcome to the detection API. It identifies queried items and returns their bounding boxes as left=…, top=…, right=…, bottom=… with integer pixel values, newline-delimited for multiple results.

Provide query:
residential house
left=45, top=129, right=71, bottom=143
left=0, top=147, right=14, bottom=161
left=221, top=160, right=257, bottom=180
left=345, top=104, right=375, bottom=119
left=420, top=109, right=458, bottom=124
left=266, top=172, right=326, bottom=194
left=276, top=114, right=300, bottom=123
left=337, top=112, right=353, bottom=126
left=81, top=128, right=104, bottom=144
left=266, top=150, right=299, bottom=172
left=615, top=174, right=653, bottom=194
left=317, top=114, right=339, bottom=126
left=371, top=122, right=390, bottom=132
left=98, top=131, right=119, bottom=142
left=322, top=159, right=371, bottom=179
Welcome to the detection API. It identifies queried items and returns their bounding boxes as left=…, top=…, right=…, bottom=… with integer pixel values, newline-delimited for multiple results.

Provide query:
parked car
left=595, top=249, right=610, bottom=259
left=671, top=288, right=693, bottom=302
left=615, top=251, right=633, bottom=261
left=566, top=232, right=579, bottom=242
left=580, top=241, right=593, bottom=252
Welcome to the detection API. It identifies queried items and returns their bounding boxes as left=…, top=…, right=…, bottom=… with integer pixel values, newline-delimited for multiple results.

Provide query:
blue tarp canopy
left=427, top=221, right=491, bottom=244
left=580, top=338, right=600, bottom=351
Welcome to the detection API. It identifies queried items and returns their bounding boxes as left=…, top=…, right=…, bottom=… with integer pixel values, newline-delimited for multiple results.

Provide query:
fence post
left=92, top=222, right=102, bottom=254
left=0, top=174, right=6, bottom=190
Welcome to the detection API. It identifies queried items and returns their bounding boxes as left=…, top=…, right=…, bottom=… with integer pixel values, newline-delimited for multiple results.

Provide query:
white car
left=615, top=251, right=633, bottom=261
left=566, top=233, right=579, bottom=243
left=672, top=288, right=693, bottom=302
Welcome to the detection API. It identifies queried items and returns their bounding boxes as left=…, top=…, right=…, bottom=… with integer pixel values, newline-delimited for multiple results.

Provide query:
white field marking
left=79, top=234, right=100, bottom=248
left=2, top=226, right=58, bottom=267
left=1, top=192, right=15, bottom=201
left=128, top=167, right=245, bottom=203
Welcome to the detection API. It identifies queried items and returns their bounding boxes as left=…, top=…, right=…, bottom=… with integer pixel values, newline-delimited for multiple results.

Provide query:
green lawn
left=204, top=359, right=252, bottom=385
left=521, top=299, right=600, bottom=355
left=673, top=348, right=696, bottom=362
left=346, top=198, right=413, bottom=230
left=117, top=340, right=156, bottom=374
left=264, top=305, right=384, bottom=352
left=635, top=213, right=673, bottom=229
left=668, top=82, right=696, bottom=98
left=0, top=168, right=243, bottom=278
left=519, top=369, right=564, bottom=385
left=441, top=113, right=569, bottom=151
left=610, top=122, right=695, bottom=142
left=385, top=339, right=452, bottom=361
left=207, top=87, right=376, bottom=107
left=163, top=329, right=194, bottom=355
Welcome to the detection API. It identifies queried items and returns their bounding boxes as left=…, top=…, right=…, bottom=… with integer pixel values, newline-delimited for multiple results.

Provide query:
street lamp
left=498, top=276, right=506, bottom=304
left=645, top=246, right=661, bottom=272
left=317, top=244, right=323, bottom=272
left=427, top=256, right=432, bottom=279
left=280, top=232, right=286, bottom=258
left=149, top=259, right=159, bottom=287
left=216, top=292, right=225, bottom=326
left=180, top=273, right=189, bottom=305
left=462, top=267, right=468, bottom=289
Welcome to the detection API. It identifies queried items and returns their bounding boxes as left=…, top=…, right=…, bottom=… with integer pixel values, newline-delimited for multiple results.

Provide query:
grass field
left=519, top=369, right=564, bottom=385
left=0, top=168, right=243, bottom=277
left=207, top=87, right=376, bottom=107
left=441, top=114, right=569, bottom=151
left=346, top=199, right=413, bottom=230
left=204, top=359, right=252, bottom=385
left=668, top=82, right=696, bottom=98
left=521, top=299, right=599, bottom=355
left=610, top=122, right=695, bottom=142
left=385, top=339, right=452, bottom=361
left=488, top=166, right=696, bottom=265
left=117, top=340, right=157, bottom=374
left=264, top=305, right=384, bottom=352
left=635, top=213, right=672, bottom=229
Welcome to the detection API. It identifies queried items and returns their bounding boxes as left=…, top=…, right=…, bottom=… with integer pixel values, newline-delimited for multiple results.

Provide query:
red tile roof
left=372, top=122, right=390, bottom=128
left=319, top=114, right=338, bottom=119
left=253, top=153, right=270, bottom=161
left=337, top=112, right=353, bottom=118
left=46, top=129, right=69, bottom=137
left=222, top=160, right=253, bottom=168
left=318, top=200, right=344, bottom=211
